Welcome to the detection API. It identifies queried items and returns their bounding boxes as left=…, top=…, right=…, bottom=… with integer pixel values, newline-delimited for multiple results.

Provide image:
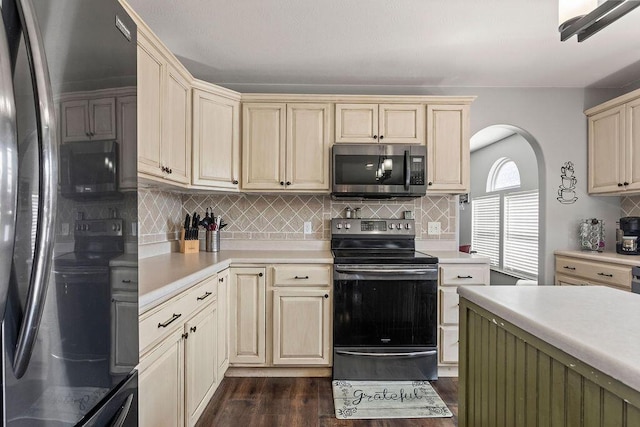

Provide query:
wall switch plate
left=131, top=221, right=137, bottom=236
left=304, top=221, right=312, bottom=234
left=427, top=222, right=441, bottom=235
left=61, top=223, right=69, bottom=235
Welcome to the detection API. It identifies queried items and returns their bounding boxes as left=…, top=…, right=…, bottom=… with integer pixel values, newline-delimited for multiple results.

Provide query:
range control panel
left=74, top=219, right=124, bottom=237
left=331, top=218, right=415, bottom=236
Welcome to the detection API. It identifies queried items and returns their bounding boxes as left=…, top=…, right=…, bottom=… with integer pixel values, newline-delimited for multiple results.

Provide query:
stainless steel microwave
left=332, top=144, right=427, bottom=199
left=60, top=140, right=121, bottom=200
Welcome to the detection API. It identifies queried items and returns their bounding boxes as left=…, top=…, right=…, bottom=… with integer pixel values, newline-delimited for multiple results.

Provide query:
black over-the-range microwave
left=331, top=144, right=427, bottom=199
left=60, top=140, right=122, bottom=200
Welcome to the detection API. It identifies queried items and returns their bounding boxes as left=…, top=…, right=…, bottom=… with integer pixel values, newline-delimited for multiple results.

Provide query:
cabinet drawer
left=111, top=267, right=137, bottom=292
left=140, top=294, right=191, bottom=354
left=555, top=256, right=631, bottom=289
left=183, top=275, right=218, bottom=310
left=440, top=264, right=489, bottom=286
left=272, top=265, right=331, bottom=286
left=439, top=326, right=459, bottom=364
left=440, top=288, right=459, bottom=325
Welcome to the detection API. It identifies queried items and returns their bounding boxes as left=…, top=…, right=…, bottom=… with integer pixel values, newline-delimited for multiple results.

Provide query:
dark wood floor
left=195, top=377, right=458, bottom=427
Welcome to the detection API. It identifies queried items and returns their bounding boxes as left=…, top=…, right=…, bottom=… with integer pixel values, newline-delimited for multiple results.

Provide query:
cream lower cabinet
left=554, top=254, right=631, bottom=291
left=335, top=103, right=424, bottom=144
left=139, top=275, right=220, bottom=427
left=587, top=88, right=640, bottom=194
left=438, top=262, right=489, bottom=371
left=272, top=264, right=332, bottom=366
left=192, top=85, right=241, bottom=190
left=426, top=104, right=470, bottom=194
left=229, top=267, right=266, bottom=364
left=216, top=269, right=230, bottom=376
left=241, top=103, right=330, bottom=191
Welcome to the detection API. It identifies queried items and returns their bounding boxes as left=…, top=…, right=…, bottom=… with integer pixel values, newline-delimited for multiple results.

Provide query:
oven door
left=333, top=264, right=438, bottom=380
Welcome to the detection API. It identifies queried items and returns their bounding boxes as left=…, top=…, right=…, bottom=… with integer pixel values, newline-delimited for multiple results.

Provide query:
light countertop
left=109, top=253, right=137, bottom=268
left=555, top=250, right=640, bottom=267
left=457, top=285, right=640, bottom=392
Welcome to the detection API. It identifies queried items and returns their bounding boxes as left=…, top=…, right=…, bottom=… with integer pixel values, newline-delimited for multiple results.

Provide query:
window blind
left=503, top=190, right=538, bottom=278
left=472, top=195, right=500, bottom=267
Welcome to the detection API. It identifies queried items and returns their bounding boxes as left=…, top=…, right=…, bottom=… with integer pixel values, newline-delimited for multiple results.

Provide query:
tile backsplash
left=621, top=196, right=640, bottom=217
left=140, top=190, right=457, bottom=245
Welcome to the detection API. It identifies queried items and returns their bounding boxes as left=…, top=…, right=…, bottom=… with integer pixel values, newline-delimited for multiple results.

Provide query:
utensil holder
left=179, top=229, right=199, bottom=254
left=205, top=230, right=220, bottom=252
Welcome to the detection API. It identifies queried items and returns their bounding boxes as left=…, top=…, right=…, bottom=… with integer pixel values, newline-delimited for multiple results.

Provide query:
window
left=487, top=157, right=521, bottom=192
left=472, top=158, right=538, bottom=280
left=471, top=195, right=500, bottom=267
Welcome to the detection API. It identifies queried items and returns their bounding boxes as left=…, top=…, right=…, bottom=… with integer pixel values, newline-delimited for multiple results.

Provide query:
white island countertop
left=457, top=286, right=640, bottom=392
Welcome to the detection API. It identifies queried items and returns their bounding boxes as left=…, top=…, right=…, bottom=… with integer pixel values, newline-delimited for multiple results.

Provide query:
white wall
left=221, top=84, right=622, bottom=284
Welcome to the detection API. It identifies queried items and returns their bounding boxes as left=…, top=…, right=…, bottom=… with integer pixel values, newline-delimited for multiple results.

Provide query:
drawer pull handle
left=158, top=313, right=182, bottom=328
left=121, top=279, right=133, bottom=283
left=197, top=291, right=212, bottom=301
left=457, top=275, right=473, bottom=279
left=597, top=272, right=613, bottom=277
left=563, top=266, right=576, bottom=270
left=294, top=275, right=309, bottom=280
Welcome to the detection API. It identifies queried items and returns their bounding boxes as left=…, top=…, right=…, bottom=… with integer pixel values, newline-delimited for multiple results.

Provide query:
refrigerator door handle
left=12, top=0, right=59, bottom=379
left=109, top=393, right=135, bottom=427
left=0, top=5, right=19, bottom=324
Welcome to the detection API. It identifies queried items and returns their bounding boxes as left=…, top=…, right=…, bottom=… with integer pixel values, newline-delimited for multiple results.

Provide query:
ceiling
left=127, top=0, right=640, bottom=90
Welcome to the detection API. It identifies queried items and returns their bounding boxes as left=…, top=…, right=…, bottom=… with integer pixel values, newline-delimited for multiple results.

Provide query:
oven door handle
left=336, top=350, right=437, bottom=358
left=335, top=267, right=437, bottom=275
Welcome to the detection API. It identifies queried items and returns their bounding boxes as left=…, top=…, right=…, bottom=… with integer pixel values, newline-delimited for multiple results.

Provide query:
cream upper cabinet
left=426, top=104, right=470, bottom=194
left=335, top=103, right=424, bottom=144
left=242, top=103, right=330, bottom=191
left=192, top=88, right=240, bottom=190
left=587, top=88, right=640, bottom=194
left=136, top=30, right=191, bottom=185
left=61, top=97, right=116, bottom=142
left=272, top=288, right=331, bottom=366
left=229, top=267, right=266, bottom=364
left=116, top=95, right=138, bottom=190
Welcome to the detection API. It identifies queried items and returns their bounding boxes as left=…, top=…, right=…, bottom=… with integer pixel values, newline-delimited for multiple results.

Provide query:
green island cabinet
left=458, top=290, right=640, bottom=427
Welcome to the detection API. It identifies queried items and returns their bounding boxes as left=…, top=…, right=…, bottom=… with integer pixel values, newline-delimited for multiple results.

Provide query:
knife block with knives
left=180, top=212, right=200, bottom=254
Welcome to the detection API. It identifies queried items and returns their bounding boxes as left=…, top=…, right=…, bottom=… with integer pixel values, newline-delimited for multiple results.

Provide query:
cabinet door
left=88, top=97, right=116, bottom=140
left=335, top=103, right=378, bottom=143
left=439, top=326, right=459, bottom=364
left=588, top=105, right=625, bottom=194
left=184, top=303, right=217, bottom=427
left=625, top=98, right=640, bottom=191
left=229, top=268, right=266, bottom=364
left=379, top=104, right=424, bottom=144
left=110, top=291, right=138, bottom=375
left=139, top=328, right=184, bottom=427
left=439, top=287, right=459, bottom=326
left=163, top=64, right=191, bottom=185
left=242, top=103, right=286, bottom=190
left=192, top=90, right=240, bottom=189
left=137, top=36, right=164, bottom=177
left=426, top=104, right=470, bottom=193
left=61, top=100, right=89, bottom=142
left=117, top=95, right=138, bottom=190
left=216, top=270, right=230, bottom=377
left=272, top=289, right=331, bottom=366
left=286, top=103, right=331, bottom=191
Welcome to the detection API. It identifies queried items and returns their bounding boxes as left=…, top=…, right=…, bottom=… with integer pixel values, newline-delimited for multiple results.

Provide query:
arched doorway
left=460, top=124, right=546, bottom=284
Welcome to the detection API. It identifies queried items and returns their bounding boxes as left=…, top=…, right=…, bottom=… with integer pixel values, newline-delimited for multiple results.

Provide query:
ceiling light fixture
left=559, top=0, right=640, bottom=42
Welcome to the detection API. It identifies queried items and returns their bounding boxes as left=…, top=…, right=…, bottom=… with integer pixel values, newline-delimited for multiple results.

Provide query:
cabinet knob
left=182, top=332, right=189, bottom=340
left=379, top=135, right=384, bottom=140
left=428, top=182, right=433, bottom=186
left=190, top=326, right=197, bottom=333
left=624, top=182, right=629, bottom=186
left=324, top=294, right=329, bottom=299
left=280, top=181, right=284, bottom=186
left=373, top=135, right=378, bottom=140
left=233, top=180, right=239, bottom=185
left=161, top=166, right=166, bottom=172
left=259, top=272, right=263, bottom=277
left=618, top=183, right=624, bottom=187
left=286, top=181, right=291, bottom=186
left=168, top=168, right=173, bottom=174
left=219, top=277, right=224, bottom=282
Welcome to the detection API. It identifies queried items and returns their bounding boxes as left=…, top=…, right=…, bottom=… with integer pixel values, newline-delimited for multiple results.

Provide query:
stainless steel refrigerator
left=1, top=0, right=138, bottom=425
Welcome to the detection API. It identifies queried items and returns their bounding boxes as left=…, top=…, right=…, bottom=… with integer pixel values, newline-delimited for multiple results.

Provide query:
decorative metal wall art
left=558, top=161, right=578, bottom=204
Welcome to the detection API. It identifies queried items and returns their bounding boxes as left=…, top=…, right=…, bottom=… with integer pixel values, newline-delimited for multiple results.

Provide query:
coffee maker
left=617, top=217, right=640, bottom=255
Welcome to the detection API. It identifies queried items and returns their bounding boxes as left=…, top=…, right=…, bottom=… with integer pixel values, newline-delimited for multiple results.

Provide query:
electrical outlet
left=131, top=221, right=137, bottom=236
left=427, top=222, right=441, bottom=235
left=61, top=223, right=69, bottom=235
left=304, top=221, right=312, bottom=234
